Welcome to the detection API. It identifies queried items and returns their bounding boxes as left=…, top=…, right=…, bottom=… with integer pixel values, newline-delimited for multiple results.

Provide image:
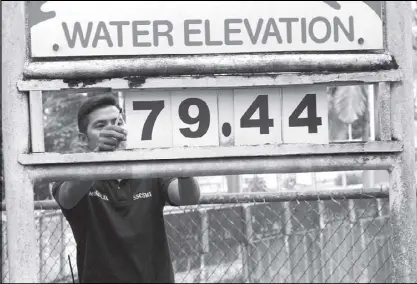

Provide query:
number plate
left=124, top=91, right=173, bottom=149
left=282, top=85, right=329, bottom=144
left=124, top=86, right=329, bottom=149
left=234, top=88, right=282, bottom=146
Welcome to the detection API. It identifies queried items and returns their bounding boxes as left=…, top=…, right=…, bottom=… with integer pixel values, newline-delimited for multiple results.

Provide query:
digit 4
left=288, top=93, right=322, bottom=133
left=240, top=95, right=274, bottom=134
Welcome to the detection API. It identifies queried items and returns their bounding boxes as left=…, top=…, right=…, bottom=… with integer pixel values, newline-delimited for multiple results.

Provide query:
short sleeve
left=157, top=177, right=177, bottom=207
left=52, top=181, right=65, bottom=206
left=51, top=181, right=89, bottom=217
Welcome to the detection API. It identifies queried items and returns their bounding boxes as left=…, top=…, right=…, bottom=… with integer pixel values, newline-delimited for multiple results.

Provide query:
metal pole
left=386, top=1, right=417, bottom=282
left=2, top=2, right=38, bottom=283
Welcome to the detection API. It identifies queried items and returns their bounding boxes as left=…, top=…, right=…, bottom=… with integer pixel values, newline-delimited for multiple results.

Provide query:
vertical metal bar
left=374, top=82, right=392, bottom=141
left=2, top=1, right=38, bottom=283
left=199, top=209, right=209, bottom=283
left=283, top=201, right=294, bottom=283
left=241, top=205, right=253, bottom=283
left=38, top=216, right=43, bottom=283
left=59, top=214, right=65, bottom=279
left=318, top=201, right=326, bottom=282
left=368, top=84, right=376, bottom=141
left=386, top=1, right=417, bottom=282
left=29, top=91, right=45, bottom=152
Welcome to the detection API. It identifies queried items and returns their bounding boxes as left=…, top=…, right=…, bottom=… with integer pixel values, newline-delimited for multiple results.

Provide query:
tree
left=34, top=90, right=112, bottom=200
left=248, top=175, right=267, bottom=192
left=328, top=85, right=369, bottom=142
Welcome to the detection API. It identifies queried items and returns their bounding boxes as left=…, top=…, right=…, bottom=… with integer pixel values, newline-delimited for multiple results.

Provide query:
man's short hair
left=78, top=91, right=120, bottom=134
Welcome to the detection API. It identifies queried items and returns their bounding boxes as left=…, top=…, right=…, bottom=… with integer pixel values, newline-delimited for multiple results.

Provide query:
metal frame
left=2, top=1, right=416, bottom=283
left=0, top=186, right=390, bottom=211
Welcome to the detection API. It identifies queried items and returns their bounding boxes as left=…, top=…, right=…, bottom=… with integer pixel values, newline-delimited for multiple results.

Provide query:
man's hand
left=95, top=125, right=127, bottom=151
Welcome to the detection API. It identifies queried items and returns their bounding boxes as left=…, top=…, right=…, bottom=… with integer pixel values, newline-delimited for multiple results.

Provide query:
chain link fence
left=2, top=193, right=391, bottom=283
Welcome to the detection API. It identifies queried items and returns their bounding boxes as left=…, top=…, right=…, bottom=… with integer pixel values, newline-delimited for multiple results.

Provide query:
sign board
left=28, top=1, right=383, bottom=58
left=124, top=86, right=329, bottom=149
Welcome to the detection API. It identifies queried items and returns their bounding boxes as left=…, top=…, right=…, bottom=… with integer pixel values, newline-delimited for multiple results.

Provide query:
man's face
left=83, top=105, right=127, bottom=151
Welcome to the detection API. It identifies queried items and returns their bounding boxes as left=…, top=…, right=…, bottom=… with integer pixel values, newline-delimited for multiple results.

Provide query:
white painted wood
left=17, top=70, right=403, bottom=91
left=18, top=141, right=403, bottom=165
left=374, top=82, right=391, bottom=141
left=217, top=90, right=234, bottom=146
left=29, top=91, right=45, bottom=152
left=28, top=2, right=383, bottom=58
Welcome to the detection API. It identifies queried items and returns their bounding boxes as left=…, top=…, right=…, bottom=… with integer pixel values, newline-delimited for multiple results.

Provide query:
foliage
left=248, top=175, right=267, bottom=192
left=335, top=172, right=363, bottom=186
left=327, top=86, right=370, bottom=141
left=43, top=91, right=88, bottom=153
left=331, top=86, right=367, bottom=124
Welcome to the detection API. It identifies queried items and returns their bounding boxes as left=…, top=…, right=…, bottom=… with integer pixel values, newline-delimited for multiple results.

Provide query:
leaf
left=332, top=86, right=367, bottom=124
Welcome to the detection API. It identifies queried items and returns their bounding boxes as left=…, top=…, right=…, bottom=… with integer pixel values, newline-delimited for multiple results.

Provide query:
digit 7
left=133, top=101, right=165, bottom=140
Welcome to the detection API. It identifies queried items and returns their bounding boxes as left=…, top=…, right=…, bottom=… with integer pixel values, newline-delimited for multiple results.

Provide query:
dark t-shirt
left=52, top=178, right=176, bottom=283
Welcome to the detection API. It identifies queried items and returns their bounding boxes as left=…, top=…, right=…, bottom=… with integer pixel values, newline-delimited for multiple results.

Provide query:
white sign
left=28, top=1, right=383, bottom=58
left=124, top=86, right=328, bottom=149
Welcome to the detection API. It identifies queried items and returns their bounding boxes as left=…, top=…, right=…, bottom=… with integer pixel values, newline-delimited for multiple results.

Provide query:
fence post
left=38, top=216, right=43, bottom=283
left=199, top=209, right=209, bottom=282
left=282, top=200, right=294, bottom=283
left=386, top=1, right=417, bottom=282
left=2, top=1, right=38, bottom=282
left=59, top=214, right=66, bottom=279
left=241, top=204, right=253, bottom=283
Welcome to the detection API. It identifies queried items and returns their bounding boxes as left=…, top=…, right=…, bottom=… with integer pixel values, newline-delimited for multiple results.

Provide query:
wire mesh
left=1, top=196, right=392, bottom=283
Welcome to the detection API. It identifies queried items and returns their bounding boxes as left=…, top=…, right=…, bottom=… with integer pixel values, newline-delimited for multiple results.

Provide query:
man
left=53, top=92, right=201, bottom=283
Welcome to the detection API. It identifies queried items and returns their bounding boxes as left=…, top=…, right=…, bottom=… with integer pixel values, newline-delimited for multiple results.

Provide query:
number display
left=132, top=100, right=165, bottom=140
left=171, top=90, right=219, bottom=147
left=282, top=85, right=328, bottom=144
left=124, top=86, right=328, bottom=149
left=234, top=89, right=281, bottom=146
left=124, top=91, right=173, bottom=149
left=178, top=98, right=210, bottom=138
left=288, top=94, right=322, bottom=133
left=240, top=95, right=274, bottom=135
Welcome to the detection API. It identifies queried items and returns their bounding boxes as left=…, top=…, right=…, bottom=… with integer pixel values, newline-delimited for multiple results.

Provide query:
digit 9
left=178, top=98, right=211, bottom=138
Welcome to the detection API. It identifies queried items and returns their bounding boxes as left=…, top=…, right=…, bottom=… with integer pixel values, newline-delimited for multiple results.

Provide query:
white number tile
left=282, top=85, right=329, bottom=144
left=124, top=91, right=173, bottom=149
left=171, top=90, right=219, bottom=147
left=233, top=88, right=282, bottom=146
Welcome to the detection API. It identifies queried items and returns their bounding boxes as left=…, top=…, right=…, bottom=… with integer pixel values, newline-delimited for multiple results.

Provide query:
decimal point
left=222, top=123, right=231, bottom=137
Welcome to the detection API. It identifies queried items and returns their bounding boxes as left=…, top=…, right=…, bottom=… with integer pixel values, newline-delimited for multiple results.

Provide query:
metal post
left=386, top=1, right=417, bottom=282
left=241, top=205, right=253, bottom=283
left=2, top=1, right=38, bottom=282
left=199, top=209, right=209, bottom=282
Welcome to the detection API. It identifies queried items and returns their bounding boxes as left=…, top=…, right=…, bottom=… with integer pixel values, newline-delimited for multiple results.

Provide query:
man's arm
left=56, top=124, right=127, bottom=210
left=165, top=177, right=201, bottom=206
left=54, top=180, right=94, bottom=210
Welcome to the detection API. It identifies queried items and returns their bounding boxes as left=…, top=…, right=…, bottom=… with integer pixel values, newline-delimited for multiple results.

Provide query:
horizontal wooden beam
left=27, top=153, right=396, bottom=182
left=24, top=53, right=397, bottom=80
left=0, top=187, right=389, bottom=211
left=19, top=141, right=402, bottom=165
left=17, top=70, right=402, bottom=91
